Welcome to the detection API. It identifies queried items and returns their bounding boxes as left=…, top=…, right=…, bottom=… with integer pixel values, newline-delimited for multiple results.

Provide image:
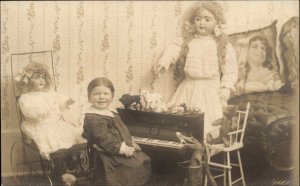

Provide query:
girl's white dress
left=19, top=91, right=82, bottom=159
left=159, top=36, right=238, bottom=136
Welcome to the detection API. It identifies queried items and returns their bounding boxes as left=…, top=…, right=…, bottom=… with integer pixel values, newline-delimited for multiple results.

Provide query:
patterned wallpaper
left=1, top=1, right=299, bottom=131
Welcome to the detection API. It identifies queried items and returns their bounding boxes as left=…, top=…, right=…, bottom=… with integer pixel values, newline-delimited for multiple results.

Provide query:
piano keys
left=132, top=136, right=184, bottom=149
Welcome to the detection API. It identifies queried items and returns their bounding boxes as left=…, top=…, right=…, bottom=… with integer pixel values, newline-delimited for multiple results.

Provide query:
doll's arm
left=54, top=92, right=75, bottom=111
left=220, top=44, right=238, bottom=92
left=219, top=44, right=238, bottom=103
left=157, top=37, right=183, bottom=71
left=212, top=118, right=225, bottom=126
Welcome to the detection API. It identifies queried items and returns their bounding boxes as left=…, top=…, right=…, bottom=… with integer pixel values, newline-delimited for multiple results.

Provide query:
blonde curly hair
left=174, top=1, right=229, bottom=83
left=186, top=1, right=225, bottom=25
left=15, top=62, right=53, bottom=93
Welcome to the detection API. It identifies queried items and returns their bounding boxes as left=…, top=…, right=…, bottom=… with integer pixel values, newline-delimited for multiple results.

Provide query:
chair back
left=10, top=51, right=55, bottom=143
left=228, top=102, right=251, bottom=146
left=14, top=96, right=28, bottom=143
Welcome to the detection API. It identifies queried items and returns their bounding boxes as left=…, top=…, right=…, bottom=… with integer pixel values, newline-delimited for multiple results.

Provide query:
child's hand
left=124, top=146, right=135, bottom=157
left=119, top=142, right=135, bottom=157
left=132, top=142, right=141, bottom=151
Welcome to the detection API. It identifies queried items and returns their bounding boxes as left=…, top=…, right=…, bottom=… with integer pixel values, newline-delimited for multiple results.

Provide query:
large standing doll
left=16, top=62, right=84, bottom=183
left=155, top=1, right=238, bottom=137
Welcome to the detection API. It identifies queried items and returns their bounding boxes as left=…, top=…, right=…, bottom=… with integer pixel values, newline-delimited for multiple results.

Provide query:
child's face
left=89, top=85, right=113, bottom=110
left=247, top=39, right=266, bottom=66
left=194, top=8, right=217, bottom=36
left=28, top=73, right=46, bottom=92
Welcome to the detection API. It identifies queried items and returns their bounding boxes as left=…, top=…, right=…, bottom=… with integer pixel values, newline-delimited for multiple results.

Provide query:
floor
left=2, top=165, right=292, bottom=186
left=3, top=149, right=292, bottom=186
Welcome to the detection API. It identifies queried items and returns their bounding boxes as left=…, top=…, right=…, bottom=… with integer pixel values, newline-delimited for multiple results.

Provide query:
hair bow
left=14, top=69, right=33, bottom=84
left=214, top=24, right=226, bottom=37
left=184, top=21, right=195, bottom=33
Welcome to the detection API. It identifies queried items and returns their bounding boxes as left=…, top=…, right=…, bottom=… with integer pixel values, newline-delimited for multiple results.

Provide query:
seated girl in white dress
left=15, top=62, right=84, bottom=184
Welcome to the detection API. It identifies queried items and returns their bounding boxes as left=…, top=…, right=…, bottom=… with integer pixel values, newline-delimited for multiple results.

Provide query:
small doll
left=140, top=89, right=167, bottom=112
left=206, top=105, right=238, bottom=147
left=119, top=93, right=141, bottom=110
left=170, top=103, right=187, bottom=113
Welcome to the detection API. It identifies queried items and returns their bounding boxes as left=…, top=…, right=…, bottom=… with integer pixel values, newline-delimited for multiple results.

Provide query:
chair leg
left=24, top=147, right=34, bottom=179
left=237, top=150, right=246, bottom=186
left=44, top=175, right=53, bottom=186
left=227, top=152, right=232, bottom=186
left=223, top=153, right=227, bottom=186
left=204, top=152, right=211, bottom=186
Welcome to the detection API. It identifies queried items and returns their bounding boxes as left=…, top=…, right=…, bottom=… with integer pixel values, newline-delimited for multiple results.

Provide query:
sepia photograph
left=1, top=1, right=299, bottom=185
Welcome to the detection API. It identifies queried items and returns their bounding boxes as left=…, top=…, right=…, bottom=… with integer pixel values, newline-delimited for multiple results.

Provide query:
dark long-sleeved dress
left=82, top=108, right=151, bottom=185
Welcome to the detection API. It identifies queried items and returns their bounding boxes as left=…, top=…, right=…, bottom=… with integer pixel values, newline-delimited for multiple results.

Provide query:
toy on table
left=139, top=89, right=167, bottom=112
left=119, top=94, right=141, bottom=110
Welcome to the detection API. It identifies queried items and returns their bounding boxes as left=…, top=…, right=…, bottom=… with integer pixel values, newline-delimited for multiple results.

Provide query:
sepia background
left=1, top=1, right=299, bottom=176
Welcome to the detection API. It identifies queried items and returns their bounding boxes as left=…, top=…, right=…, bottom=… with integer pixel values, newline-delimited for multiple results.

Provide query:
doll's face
left=89, top=85, right=113, bottom=110
left=194, top=8, right=217, bottom=36
left=247, top=39, right=267, bottom=66
left=28, top=73, right=46, bottom=92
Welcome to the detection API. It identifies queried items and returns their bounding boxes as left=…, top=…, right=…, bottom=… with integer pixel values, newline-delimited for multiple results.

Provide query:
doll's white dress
left=19, top=91, right=82, bottom=159
left=159, top=36, right=238, bottom=136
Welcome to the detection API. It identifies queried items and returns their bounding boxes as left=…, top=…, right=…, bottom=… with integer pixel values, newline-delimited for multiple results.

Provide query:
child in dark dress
left=82, top=77, right=151, bottom=185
